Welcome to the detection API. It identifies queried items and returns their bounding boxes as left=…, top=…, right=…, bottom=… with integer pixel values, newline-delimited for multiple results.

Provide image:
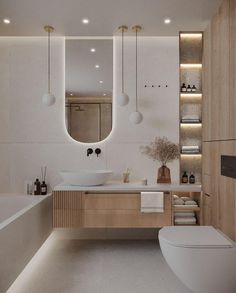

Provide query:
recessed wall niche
left=179, top=32, right=203, bottom=184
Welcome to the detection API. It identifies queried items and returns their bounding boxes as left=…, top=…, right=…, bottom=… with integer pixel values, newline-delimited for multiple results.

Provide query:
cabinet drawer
left=83, top=193, right=140, bottom=210
left=82, top=210, right=172, bottom=228
left=83, top=192, right=171, bottom=211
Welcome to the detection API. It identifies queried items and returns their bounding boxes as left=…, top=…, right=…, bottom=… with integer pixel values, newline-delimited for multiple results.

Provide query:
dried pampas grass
left=141, top=136, right=179, bottom=165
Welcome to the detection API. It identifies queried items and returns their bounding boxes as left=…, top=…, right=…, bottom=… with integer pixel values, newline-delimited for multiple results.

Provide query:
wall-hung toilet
left=159, top=226, right=236, bottom=293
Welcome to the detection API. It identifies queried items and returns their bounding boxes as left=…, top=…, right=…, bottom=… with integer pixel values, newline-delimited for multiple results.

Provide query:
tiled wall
left=0, top=36, right=179, bottom=192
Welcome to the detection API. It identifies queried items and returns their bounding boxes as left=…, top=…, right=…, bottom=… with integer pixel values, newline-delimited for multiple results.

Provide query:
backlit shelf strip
left=180, top=93, right=202, bottom=97
left=180, top=33, right=202, bottom=38
left=180, top=123, right=202, bottom=126
left=180, top=64, right=202, bottom=69
left=181, top=153, right=202, bottom=157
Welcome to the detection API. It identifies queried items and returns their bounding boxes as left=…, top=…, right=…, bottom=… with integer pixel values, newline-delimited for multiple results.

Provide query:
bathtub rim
left=0, top=194, right=52, bottom=230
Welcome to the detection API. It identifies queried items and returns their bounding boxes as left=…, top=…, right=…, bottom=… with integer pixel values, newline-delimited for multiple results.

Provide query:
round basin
left=60, top=170, right=113, bottom=186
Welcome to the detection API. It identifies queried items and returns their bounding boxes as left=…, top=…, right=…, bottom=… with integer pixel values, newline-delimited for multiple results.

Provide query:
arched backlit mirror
left=65, top=39, right=113, bottom=143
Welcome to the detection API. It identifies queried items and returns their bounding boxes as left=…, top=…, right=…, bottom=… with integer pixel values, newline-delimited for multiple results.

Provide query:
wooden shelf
left=179, top=32, right=203, bottom=186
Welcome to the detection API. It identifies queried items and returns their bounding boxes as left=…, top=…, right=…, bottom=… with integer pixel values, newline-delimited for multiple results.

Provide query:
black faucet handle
left=95, top=148, right=101, bottom=157
left=87, top=148, right=93, bottom=156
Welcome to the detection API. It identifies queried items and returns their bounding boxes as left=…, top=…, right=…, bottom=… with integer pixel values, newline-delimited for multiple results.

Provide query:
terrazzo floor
left=7, top=237, right=192, bottom=293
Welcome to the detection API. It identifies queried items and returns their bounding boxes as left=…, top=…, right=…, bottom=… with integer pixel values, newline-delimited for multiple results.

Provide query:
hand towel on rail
left=141, top=192, right=164, bottom=213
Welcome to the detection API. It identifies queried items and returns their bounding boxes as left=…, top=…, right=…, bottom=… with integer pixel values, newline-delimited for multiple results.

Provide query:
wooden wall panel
left=229, top=0, right=236, bottom=139
left=202, top=25, right=212, bottom=141
left=203, top=0, right=236, bottom=241
left=218, top=141, right=236, bottom=240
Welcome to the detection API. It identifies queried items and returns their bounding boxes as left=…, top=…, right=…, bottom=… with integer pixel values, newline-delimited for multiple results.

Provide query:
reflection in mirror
left=65, top=39, right=113, bottom=143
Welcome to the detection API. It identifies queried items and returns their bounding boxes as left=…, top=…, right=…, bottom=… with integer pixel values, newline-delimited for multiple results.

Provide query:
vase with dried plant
left=140, top=137, right=179, bottom=183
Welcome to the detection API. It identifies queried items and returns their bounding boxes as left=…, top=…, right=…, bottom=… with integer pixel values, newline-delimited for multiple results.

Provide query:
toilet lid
left=159, top=226, right=234, bottom=248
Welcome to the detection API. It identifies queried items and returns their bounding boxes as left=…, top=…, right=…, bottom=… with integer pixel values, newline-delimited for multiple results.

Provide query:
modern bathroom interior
left=0, top=0, right=236, bottom=292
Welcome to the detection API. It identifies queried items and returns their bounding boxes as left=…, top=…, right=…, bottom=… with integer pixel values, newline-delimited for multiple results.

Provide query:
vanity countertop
left=54, top=182, right=202, bottom=192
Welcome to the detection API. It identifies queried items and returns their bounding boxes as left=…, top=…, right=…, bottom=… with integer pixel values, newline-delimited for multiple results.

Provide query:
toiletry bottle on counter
left=189, top=172, right=195, bottom=184
left=40, top=181, right=47, bottom=195
left=34, top=178, right=41, bottom=195
left=187, top=85, right=192, bottom=92
left=181, top=171, right=188, bottom=184
left=181, top=83, right=187, bottom=92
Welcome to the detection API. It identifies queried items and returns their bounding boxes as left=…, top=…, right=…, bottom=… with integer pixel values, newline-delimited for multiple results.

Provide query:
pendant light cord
left=121, top=28, right=124, bottom=93
left=135, top=28, right=138, bottom=112
left=48, top=30, right=51, bottom=93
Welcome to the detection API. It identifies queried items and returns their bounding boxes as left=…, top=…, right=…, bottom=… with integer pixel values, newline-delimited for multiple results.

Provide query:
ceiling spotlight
left=99, top=80, right=103, bottom=84
left=90, top=48, right=96, bottom=53
left=164, top=18, right=171, bottom=24
left=95, top=65, right=100, bottom=69
left=82, top=18, right=89, bottom=24
left=3, top=18, right=11, bottom=24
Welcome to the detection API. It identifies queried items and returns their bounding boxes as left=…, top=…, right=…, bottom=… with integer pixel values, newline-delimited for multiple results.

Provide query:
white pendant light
left=117, top=25, right=129, bottom=106
left=129, top=25, right=143, bottom=124
left=42, top=25, right=56, bottom=106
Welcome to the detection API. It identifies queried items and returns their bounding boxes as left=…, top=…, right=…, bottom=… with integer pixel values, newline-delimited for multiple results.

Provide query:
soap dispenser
left=34, top=178, right=41, bottom=195
left=40, top=181, right=47, bottom=195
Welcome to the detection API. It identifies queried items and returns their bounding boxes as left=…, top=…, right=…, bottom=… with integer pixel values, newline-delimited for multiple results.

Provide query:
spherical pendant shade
left=129, top=111, right=143, bottom=124
left=117, top=92, right=129, bottom=106
left=42, top=93, right=56, bottom=106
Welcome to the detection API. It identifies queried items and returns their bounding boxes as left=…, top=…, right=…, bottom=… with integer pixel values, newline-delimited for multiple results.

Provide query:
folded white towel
left=141, top=192, right=164, bottom=213
left=174, top=217, right=197, bottom=225
left=180, top=197, right=193, bottom=202
left=172, top=194, right=179, bottom=199
left=174, top=212, right=195, bottom=217
left=185, top=200, right=198, bottom=206
left=174, top=198, right=185, bottom=205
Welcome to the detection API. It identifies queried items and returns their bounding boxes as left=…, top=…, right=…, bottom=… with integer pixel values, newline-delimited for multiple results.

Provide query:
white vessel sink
left=60, top=170, right=113, bottom=186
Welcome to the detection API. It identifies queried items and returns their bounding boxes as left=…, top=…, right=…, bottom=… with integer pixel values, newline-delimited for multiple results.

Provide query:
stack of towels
left=181, top=145, right=200, bottom=154
left=181, top=114, right=201, bottom=123
left=173, top=194, right=198, bottom=225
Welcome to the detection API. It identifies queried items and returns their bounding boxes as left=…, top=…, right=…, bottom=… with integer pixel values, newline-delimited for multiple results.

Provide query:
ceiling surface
left=0, top=0, right=222, bottom=36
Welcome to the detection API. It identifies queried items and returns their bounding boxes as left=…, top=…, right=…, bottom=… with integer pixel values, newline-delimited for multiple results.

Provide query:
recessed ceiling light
left=99, top=80, right=103, bottom=84
left=82, top=18, right=89, bottom=24
left=95, top=65, right=100, bottom=69
left=90, top=48, right=96, bottom=53
left=3, top=18, right=11, bottom=24
left=164, top=18, right=171, bottom=24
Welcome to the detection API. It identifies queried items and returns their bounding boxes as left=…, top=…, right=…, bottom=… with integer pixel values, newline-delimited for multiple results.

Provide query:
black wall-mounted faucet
left=95, top=148, right=101, bottom=157
left=87, top=148, right=93, bottom=156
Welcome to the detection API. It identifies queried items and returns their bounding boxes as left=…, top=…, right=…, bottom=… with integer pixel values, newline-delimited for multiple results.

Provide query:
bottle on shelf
left=40, top=181, right=47, bottom=195
left=34, top=178, right=41, bottom=195
left=189, top=172, right=195, bottom=184
left=181, top=171, right=188, bottom=184
left=181, top=83, right=187, bottom=92
left=191, top=85, right=197, bottom=92
left=187, top=85, right=192, bottom=92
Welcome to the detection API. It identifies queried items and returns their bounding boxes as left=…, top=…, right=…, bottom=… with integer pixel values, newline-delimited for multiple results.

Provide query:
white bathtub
left=0, top=194, right=52, bottom=292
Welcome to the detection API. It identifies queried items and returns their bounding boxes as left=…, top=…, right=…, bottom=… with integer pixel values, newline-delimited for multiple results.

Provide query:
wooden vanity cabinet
left=53, top=191, right=83, bottom=228
left=53, top=191, right=172, bottom=228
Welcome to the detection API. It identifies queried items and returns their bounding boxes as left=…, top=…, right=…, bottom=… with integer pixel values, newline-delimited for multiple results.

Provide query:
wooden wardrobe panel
left=219, top=141, right=236, bottom=240
left=202, top=24, right=212, bottom=142
left=229, top=0, right=236, bottom=139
